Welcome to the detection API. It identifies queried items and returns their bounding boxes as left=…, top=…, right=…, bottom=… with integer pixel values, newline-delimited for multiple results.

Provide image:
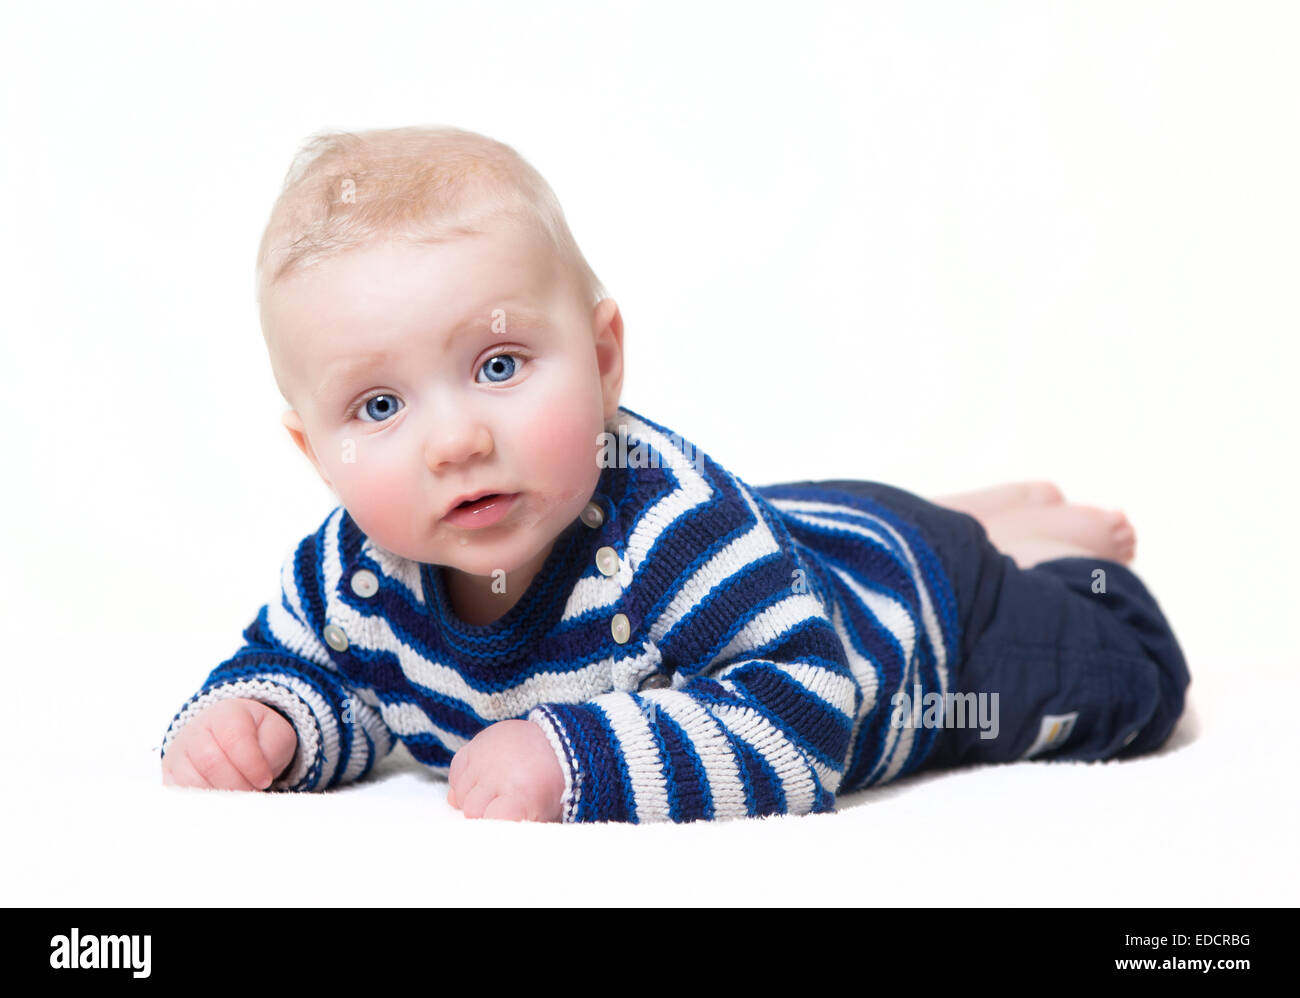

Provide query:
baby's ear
left=592, top=298, right=624, bottom=421
left=281, top=410, right=331, bottom=488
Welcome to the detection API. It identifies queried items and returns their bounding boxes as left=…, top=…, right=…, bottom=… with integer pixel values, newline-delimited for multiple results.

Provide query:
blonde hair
left=254, top=125, right=607, bottom=308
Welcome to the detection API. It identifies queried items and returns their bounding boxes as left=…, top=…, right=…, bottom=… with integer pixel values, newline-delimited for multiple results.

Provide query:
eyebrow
left=310, top=304, right=551, bottom=404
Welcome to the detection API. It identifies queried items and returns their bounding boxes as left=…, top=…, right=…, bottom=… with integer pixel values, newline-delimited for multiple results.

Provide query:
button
left=323, top=623, right=349, bottom=652
left=580, top=500, right=605, bottom=528
left=610, top=613, right=630, bottom=644
left=350, top=569, right=379, bottom=598
left=638, top=672, right=671, bottom=691
left=595, top=546, right=619, bottom=576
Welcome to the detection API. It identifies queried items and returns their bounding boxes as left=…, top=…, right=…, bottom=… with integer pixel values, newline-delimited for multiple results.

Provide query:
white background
left=1, top=0, right=1296, bottom=906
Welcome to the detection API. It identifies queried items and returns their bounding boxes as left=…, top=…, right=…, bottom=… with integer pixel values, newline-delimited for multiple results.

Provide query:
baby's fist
left=447, top=719, right=565, bottom=822
left=161, top=698, right=297, bottom=791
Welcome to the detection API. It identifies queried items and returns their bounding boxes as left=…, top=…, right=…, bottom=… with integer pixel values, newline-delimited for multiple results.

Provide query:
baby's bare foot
left=980, top=503, right=1136, bottom=569
left=931, top=480, right=1065, bottom=520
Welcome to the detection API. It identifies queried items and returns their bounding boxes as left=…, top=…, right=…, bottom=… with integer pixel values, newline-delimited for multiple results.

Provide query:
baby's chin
left=359, top=523, right=555, bottom=576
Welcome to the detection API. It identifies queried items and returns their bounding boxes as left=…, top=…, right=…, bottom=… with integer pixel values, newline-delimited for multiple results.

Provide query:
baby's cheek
left=522, top=406, right=602, bottom=483
left=335, top=453, right=421, bottom=552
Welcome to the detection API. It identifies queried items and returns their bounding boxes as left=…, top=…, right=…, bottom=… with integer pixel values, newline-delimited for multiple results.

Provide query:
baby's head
left=255, top=125, right=624, bottom=580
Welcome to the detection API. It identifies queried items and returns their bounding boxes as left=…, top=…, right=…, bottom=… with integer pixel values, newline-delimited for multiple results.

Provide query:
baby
left=160, top=125, right=1191, bottom=823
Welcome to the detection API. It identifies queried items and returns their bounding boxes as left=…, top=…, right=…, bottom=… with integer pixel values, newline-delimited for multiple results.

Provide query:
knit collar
left=418, top=457, right=625, bottom=660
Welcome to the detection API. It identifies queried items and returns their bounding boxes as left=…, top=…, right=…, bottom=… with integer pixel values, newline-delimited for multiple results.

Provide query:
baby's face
left=262, top=218, right=622, bottom=579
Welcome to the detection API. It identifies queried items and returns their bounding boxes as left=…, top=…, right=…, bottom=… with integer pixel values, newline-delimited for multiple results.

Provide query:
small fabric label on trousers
left=1021, top=711, right=1079, bottom=760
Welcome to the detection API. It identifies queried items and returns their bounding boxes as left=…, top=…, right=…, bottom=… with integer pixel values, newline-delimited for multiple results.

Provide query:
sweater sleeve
left=160, top=530, right=397, bottom=792
left=528, top=472, right=860, bottom=823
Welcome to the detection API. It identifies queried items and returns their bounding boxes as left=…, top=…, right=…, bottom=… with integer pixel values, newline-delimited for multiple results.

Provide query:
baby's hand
left=447, top=719, right=565, bottom=822
left=161, top=698, right=297, bottom=791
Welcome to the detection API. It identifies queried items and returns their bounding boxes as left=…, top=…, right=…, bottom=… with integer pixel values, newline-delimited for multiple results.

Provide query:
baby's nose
left=422, top=419, right=494, bottom=471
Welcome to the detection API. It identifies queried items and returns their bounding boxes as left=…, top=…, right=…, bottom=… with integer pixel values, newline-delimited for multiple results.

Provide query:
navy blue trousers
left=782, top=480, right=1192, bottom=770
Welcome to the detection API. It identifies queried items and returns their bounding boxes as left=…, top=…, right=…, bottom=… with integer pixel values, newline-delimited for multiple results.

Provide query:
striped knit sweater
left=161, top=405, right=958, bottom=823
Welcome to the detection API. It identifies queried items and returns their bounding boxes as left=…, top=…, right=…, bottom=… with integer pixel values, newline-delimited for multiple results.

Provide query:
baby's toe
left=1028, top=480, right=1065, bottom=505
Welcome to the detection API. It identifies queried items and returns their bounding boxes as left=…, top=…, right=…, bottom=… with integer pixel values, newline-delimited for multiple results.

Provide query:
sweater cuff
left=527, top=706, right=579, bottom=823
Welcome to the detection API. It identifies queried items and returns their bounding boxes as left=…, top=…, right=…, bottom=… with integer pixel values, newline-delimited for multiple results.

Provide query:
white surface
left=2, top=0, right=1297, bottom=905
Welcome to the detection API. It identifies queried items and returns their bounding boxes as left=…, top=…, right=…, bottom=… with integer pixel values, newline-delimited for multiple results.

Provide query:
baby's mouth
left=457, top=493, right=503, bottom=508
left=441, top=491, right=521, bottom=525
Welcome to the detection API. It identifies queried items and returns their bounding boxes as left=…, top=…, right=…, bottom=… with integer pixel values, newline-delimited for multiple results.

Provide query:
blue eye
left=478, top=353, right=519, bottom=384
left=356, top=394, right=403, bottom=423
